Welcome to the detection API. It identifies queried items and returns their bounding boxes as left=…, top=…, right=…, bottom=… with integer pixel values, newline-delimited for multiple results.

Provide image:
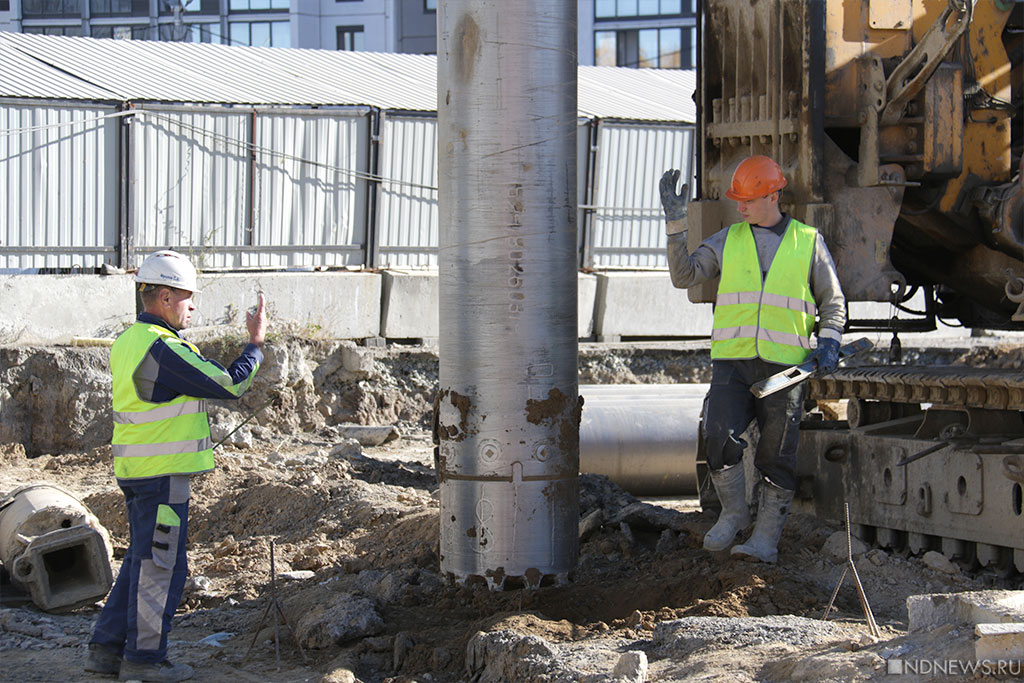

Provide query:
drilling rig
left=688, top=0, right=1024, bottom=573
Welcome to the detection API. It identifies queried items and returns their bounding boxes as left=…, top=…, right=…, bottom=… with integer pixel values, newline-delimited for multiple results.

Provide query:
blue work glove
left=811, top=338, right=841, bottom=375
left=659, top=169, right=689, bottom=223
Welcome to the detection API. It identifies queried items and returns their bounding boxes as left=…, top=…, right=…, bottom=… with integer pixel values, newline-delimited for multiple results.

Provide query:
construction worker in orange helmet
left=659, top=155, right=846, bottom=564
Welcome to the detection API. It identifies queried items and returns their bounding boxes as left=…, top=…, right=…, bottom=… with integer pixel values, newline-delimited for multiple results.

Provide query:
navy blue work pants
left=90, top=475, right=190, bottom=664
left=703, top=359, right=806, bottom=491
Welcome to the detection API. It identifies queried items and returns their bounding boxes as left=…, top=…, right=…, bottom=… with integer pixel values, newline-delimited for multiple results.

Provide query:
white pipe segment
left=579, top=384, right=707, bottom=496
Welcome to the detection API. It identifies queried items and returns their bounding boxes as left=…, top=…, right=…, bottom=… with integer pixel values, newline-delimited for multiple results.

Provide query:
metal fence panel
left=0, top=100, right=118, bottom=271
left=587, top=122, right=694, bottom=268
left=129, top=105, right=250, bottom=269
left=375, top=113, right=439, bottom=268
left=253, top=108, right=369, bottom=268
left=577, top=119, right=591, bottom=267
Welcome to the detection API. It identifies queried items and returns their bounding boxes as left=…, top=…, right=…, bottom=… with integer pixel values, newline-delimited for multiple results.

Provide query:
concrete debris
left=277, top=570, right=315, bottom=581
left=578, top=508, right=603, bottom=540
left=920, top=550, right=959, bottom=574
left=392, top=631, right=414, bottom=672
left=908, top=590, right=1024, bottom=633
left=184, top=575, right=213, bottom=594
left=330, top=439, right=363, bottom=459
left=320, top=668, right=357, bottom=683
left=612, top=650, right=648, bottom=682
left=294, top=594, right=384, bottom=649
left=331, top=424, right=401, bottom=447
left=653, top=615, right=855, bottom=656
left=975, top=622, right=1024, bottom=661
left=0, top=608, right=92, bottom=651
left=864, top=549, right=888, bottom=566
left=465, top=630, right=562, bottom=683
left=655, top=529, right=679, bottom=554
left=821, top=530, right=869, bottom=562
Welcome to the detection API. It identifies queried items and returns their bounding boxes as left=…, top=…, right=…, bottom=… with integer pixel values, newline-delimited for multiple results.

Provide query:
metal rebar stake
left=822, top=503, right=881, bottom=638
left=244, top=540, right=309, bottom=670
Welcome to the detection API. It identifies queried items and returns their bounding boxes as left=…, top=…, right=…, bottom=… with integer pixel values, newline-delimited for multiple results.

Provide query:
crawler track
left=797, top=365, right=1024, bottom=575
left=808, top=366, right=1024, bottom=411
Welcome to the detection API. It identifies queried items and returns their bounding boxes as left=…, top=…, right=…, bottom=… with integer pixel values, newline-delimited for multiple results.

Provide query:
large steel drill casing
left=437, top=0, right=580, bottom=588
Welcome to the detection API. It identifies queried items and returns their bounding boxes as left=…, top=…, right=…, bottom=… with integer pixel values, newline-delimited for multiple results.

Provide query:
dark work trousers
left=90, top=474, right=190, bottom=664
left=703, top=359, right=806, bottom=491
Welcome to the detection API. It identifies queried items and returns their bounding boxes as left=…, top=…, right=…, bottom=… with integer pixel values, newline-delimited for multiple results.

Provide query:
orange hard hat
left=725, top=155, right=787, bottom=201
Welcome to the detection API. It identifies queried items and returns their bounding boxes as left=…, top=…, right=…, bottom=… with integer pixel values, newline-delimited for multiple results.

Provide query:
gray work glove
left=659, top=169, right=689, bottom=224
left=811, top=337, right=841, bottom=375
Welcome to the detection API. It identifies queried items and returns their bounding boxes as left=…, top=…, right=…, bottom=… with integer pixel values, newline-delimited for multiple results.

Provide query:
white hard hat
left=135, top=250, right=200, bottom=293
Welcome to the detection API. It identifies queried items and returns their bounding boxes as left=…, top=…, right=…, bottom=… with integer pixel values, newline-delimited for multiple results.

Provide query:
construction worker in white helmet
left=660, top=156, right=846, bottom=564
left=86, top=250, right=266, bottom=682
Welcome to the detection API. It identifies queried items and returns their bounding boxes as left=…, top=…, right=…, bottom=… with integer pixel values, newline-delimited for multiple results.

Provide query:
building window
left=21, top=0, right=81, bottom=17
left=595, top=0, right=693, bottom=19
left=158, top=21, right=223, bottom=43
left=424, top=0, right=436, bottom=11
left=595, top=26, right=692, bottom=68
left=337, top=25, right=363, bottom=51
left=230, top=20, right=289, bottom=47
left=229, top=0, right=289, bottom=10
left=91, top=23, right=150, bottom=39
left=159, top=0, right=220, bottom=15
left=24, top=24, right=85, bottom=35
left=90, top=0, right=148, bottom=16
left=0, top=1, right=10, bottom=11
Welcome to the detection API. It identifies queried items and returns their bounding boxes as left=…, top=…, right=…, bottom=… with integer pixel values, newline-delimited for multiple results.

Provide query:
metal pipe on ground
left=0, top=483, right=113, bottom=612
left=579, top=384, right=707, bottom=496
left=437, top=0, right=580, bottom=589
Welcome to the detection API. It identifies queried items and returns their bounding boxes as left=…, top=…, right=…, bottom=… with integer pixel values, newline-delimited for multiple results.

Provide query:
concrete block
left=10, top=526, right=113, bottom=613
left=380, top=270, right=438, bottom=339
left=380, top=270, right=599, bottom=340
left=0, top=275, right=135, bottom=345
left=975, top=622, right=1024, bottom=661
left=593, top=271, right=712, bottom=339
left=907, top=590, right=1024, bottom=633
left=577, top=272, right=597, bottom=339
left=195, top=272, right=382, bottom=340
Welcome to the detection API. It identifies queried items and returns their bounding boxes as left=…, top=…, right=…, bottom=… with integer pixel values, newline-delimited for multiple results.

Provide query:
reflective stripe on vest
left=110, top=322, right=214, bottom=480
left=711, top=219, right=817, bottom=364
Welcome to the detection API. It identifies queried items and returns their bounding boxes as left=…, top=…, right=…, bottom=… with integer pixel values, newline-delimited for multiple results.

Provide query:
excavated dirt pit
left=1, top=337, right=1022, bottom=682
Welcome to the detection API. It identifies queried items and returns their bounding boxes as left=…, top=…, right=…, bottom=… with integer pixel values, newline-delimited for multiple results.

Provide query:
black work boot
left=85, top=643, right=122, bottom=676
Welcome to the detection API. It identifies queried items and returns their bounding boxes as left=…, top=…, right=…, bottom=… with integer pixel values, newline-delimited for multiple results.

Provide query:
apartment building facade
left=0, top=0, right=695, bottom=68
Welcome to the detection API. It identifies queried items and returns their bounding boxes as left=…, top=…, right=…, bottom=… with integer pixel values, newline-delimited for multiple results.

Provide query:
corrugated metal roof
left=0, top=31, right=694, bottom=122
left=0, top=37, right=124, bottom=101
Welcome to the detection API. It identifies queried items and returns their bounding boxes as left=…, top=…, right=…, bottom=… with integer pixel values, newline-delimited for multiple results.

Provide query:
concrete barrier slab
left=195, top=272, right=381, bottom=340
left=380, top=270, right=599, bottom=341
left=0, top=275, right=135, bottom=345
left=381, top=270, right=439, bottom=339
left=577, top=272, right=597, bottom=339
left=593, top=272, right=712, bottom=340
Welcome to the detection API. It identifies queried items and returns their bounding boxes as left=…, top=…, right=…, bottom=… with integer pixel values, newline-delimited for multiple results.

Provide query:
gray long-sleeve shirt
left=667, top=214, right=846, bottom=340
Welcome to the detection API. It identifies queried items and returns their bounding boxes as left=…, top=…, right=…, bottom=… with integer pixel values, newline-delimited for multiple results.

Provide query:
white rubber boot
left=703, top=464, right=751, bottom=551
left=730, top=480, right=795, bottom=564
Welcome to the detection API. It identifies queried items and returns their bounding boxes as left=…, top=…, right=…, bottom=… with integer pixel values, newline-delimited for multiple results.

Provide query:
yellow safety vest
left=110, top=322, right=216, bottom=479
left=711, top=219, right=818, bottom=364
